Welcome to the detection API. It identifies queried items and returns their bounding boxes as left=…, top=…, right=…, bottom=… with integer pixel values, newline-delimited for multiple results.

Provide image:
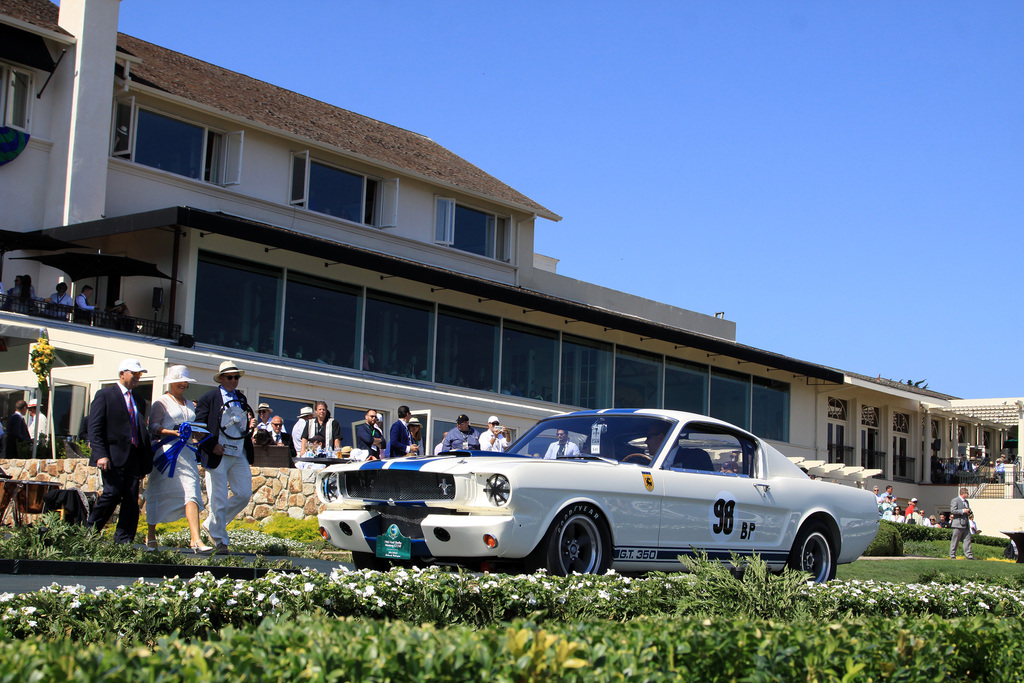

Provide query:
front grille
left=344, top=470, right=457, bottom=501
left=371, top=506, right=452, bottom=539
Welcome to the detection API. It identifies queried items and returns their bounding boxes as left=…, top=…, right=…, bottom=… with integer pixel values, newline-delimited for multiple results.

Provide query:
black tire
left=787, top=522, right=836, bottom=583
left=352, top=551, right=390, bottom=572
left=539, top=503, right=611, bottom=576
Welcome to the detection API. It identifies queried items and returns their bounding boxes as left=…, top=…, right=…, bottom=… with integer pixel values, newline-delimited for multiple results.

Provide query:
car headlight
left=484, top=474, right=511, bottom=506
left=321, top=472, right=340, bottom=502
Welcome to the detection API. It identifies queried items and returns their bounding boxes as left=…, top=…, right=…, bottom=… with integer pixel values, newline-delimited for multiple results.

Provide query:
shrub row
left=5, top=562, right=1024, bottom=643
left=864, top=520, right=1010, bottom=556
left=2, top=612, right=1022, bottom=681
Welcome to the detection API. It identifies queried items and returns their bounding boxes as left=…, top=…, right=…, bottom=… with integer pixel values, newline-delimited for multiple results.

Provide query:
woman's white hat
left=163, top=365, right=196, bottom=385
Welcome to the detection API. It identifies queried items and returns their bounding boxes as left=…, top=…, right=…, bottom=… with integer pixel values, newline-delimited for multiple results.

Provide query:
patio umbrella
left=14, top=253, right=173, bottom=281
left=0, top=229, right=86, bottom=281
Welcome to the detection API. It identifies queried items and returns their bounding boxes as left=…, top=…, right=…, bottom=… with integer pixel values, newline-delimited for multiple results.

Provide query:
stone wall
left=0, top=458, right=322, bottom=525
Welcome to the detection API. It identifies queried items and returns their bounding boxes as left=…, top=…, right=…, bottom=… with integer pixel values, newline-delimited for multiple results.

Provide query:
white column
left=58, top=0, right=121, bottom=225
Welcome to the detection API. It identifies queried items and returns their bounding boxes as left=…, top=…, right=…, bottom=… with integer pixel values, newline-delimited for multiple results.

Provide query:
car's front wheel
left=538, top=503, right=611, bottom=576
left=787, top=522, right=836, bottom=582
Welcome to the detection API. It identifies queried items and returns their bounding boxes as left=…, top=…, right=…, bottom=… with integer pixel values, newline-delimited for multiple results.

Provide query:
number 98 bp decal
left=710, top=492, right=755, bottom=540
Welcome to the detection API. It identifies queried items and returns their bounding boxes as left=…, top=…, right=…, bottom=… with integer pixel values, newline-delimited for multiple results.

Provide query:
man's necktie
left=127, top=396, right=138, bottom=446
left=557, top=443, right=565, bottom=458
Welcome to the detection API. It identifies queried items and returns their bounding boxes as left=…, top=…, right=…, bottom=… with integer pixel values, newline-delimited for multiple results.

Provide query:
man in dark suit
left=355, top=408, right=386, bottom=460
left=3, top=399, right=32, bottom=458
left=195, top=359, right=256, bottom=551
left=267, top=416, right=296, bottom=458
left=388, top=405, right=419, bottom=458
left=949, top=487, right=975, bottom=560
left=85, top=358, right=154, bottom=544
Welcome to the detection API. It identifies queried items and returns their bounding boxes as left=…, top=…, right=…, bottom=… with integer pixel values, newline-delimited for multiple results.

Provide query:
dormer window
left=1, top=62, right=31, bottom=131
left=111, top=101, right=243, bottom=185
left=290, top=151, right=397, bottom=227
left=434, top=197, right=510, bottom=262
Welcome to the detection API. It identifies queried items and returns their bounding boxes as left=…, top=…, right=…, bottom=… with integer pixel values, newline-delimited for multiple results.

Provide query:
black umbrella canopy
left=0, top=229, right=86, bottom=280
left=14, top=253, right=172, bottom=281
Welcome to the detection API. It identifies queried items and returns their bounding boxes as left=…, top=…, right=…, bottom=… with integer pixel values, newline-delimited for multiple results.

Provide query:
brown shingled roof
left=1, top=0, right=557, bottom=219
left=0, top=0, right=64, bottom=34
left=115, top=32, right=558, bottom=220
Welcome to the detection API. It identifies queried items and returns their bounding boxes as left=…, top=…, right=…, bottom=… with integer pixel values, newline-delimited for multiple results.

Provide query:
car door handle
left=754, top=483, right=770, bottom=494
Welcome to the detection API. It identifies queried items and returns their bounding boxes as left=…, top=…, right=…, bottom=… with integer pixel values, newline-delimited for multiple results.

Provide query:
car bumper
left=318, top=508, right=525, bottom=558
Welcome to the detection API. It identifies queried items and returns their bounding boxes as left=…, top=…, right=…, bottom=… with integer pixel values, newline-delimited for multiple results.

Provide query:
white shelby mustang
left=316, top=409, right=879, bottom=582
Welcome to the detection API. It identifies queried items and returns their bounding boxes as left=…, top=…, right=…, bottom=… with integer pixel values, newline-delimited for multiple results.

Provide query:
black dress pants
left=86, top=448, right=143, bottom=544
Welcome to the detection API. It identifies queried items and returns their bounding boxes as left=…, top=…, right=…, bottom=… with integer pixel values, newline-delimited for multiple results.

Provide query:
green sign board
left=376, top=523, right=411, bottom=560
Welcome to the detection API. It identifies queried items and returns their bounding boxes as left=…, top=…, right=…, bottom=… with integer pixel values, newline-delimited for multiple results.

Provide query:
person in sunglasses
left=195, top=359, right=256, bottom=552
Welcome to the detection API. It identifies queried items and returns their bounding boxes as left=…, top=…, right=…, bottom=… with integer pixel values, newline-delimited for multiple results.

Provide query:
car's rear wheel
left=539, top=503, right=611, bottom=576
left=787, top=522, right=836, bottom=583
left=352, top=551, right=390, bottom=572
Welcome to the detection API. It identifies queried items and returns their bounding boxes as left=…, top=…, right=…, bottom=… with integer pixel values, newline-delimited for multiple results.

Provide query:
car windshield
left=506, top=414, right=677, bottom=464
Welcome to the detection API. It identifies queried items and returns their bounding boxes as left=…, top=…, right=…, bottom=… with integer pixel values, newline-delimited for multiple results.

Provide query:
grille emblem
left=438, top=481, right=451, bottom=496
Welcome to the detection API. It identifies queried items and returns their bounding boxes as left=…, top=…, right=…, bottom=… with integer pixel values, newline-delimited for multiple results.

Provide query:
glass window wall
left=283, top=273, right=360, bottom=367
left=665, top=358, right=709, bottom=414
left=501, top=322, right=557, bottom=402
left=363, top=291, right=432, bottom=380
left=435, top=306, right=498, bottom=391
left=752, top=376, right=790, bottom=441
left=614, top=347, right=662, bottom=408
left=194, top=251, right=282, bottom=355
left=560, top=334, right=613, bottom=409
left=710, top=368, right=751, bottom=430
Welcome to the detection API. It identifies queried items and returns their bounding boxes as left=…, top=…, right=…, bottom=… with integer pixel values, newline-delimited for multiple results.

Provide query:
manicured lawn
left=839, top=557, right=1024, bottom=583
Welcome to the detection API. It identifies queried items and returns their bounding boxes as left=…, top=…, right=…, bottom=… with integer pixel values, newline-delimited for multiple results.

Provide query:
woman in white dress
left=144, top=365, right=213, bottom=553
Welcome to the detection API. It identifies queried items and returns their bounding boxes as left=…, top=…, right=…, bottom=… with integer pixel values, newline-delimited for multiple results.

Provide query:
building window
left=290, top=151, right=397, bottom=226
left=194, top=251, right=282, bottom=355
left=710, top=368, right=751, bottom=430
left=501, top=322, right=557, bottom=402
left=752, top=376, right=789, bottom=442
left=114, top=105, right=243, bottom=185
left=1, top=63, right=31, bottom=130
left=614, top=347, right=662, bottom=409
left=560, top=335, right=613, bottom=409
left=892, top=412, right=910, bottom=434
left=665, top=359, right=708, bottom=414
left=363, top=290, right=432, bottom=380
left=435, top=306, right=498, bottom=391
left=434, top=198, right=510, bottom=261
left=283, top=273, right=361, bottom=367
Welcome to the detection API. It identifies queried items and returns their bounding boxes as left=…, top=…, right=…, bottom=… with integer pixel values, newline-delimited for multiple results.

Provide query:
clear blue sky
left=114, top=1, right=1024, bottom=399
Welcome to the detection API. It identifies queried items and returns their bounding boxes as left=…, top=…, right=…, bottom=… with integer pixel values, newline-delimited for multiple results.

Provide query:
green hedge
left=863, top=520, right=904, bottom=556
left=890, top=520, right=1007, bottom=547
left=2, top=613, right=1022, bottom=681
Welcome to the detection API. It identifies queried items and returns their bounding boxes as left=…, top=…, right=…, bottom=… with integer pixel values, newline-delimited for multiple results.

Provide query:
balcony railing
left=892, top=455, right=916, bottom=483
left=861, top=449, right=887, bottom=476
left=0, top=294, right=180, bottom=340
left=827, top=444, right=854, bottom=465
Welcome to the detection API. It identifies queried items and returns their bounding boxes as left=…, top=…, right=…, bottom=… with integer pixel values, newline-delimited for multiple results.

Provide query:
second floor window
left=111, top=101, right=243, bottom=185
left=434, top=198, right=510, bottom=261
left=1, top=62, right=31, bottom=131
left=290, top=151, right=397, bottom=227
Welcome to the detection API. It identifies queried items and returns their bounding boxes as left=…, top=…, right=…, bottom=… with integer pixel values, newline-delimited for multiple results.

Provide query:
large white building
left=0, top=0, right=1020, bottom=524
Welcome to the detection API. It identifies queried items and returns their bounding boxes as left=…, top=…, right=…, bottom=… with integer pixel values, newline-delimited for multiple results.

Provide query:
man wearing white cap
left=26, top=399, right=47, bottom=440
left=480, top=415, right=510, bottom=452
left=195, top=360, right=257, bottom=551
left=85, top=358, right=154, bottom=543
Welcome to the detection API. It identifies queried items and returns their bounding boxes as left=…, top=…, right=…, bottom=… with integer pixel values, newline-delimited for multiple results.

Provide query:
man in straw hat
left=195, top=359, right=256, bottom=551
left=85, top=358, right=154, bottom=543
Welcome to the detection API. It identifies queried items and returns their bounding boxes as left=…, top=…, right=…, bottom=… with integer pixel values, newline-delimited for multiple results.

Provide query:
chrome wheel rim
left=800, top=531, right=832, bottom=582
left=557, top=516, right=602, bottom=574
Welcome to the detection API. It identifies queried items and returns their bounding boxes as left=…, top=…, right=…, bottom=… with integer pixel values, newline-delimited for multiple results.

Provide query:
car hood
left=322, top=451, right=609, bottom=476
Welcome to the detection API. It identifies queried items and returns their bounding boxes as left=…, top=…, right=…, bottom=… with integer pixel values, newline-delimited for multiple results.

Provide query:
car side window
left=662, top=424, right=757, bottom=477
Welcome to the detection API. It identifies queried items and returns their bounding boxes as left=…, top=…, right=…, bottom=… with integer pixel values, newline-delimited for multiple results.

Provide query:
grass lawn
left=838, top=557, right=1024, bottom=583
